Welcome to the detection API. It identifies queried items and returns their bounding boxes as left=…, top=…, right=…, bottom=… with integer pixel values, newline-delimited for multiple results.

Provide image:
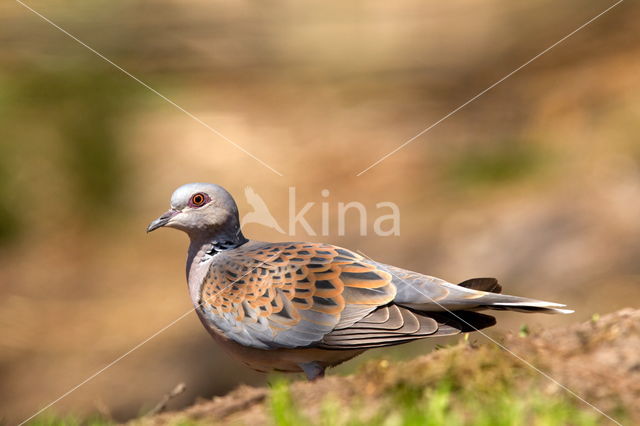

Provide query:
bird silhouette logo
left=240, top=186, right=285, bottom=234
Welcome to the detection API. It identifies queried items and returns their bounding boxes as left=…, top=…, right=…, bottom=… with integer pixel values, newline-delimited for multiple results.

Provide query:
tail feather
left=458, top=277, right=502, bottom=294
left=376, top=263, right=572, bottom=315
left=427, top=310, right=497, bottom=333
left=483, top=298, right=574, bottom=314
left=396, top=276, right=573, bottom=314
left=470, top=290, right=573, bottom=314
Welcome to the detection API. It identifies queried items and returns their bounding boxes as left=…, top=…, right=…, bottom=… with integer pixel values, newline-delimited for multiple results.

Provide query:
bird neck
left=207, top=230, right=249, bottom=253
left=185, top=226, right=248, bottom=305
left=187, top=224, right=248, bottom=258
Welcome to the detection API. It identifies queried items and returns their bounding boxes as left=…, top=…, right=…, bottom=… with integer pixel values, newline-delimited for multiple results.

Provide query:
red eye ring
left=189, top=192, right=208, bottom=207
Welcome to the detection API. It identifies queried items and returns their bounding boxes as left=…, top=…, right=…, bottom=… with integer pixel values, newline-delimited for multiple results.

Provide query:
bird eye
left=189, top=192, right=208, bottom=207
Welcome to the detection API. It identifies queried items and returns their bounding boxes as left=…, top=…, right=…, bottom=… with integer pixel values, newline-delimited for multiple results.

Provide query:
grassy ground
left=265, top=352, right=603, bottom=426
left=25, top=308, right=638, bottom=426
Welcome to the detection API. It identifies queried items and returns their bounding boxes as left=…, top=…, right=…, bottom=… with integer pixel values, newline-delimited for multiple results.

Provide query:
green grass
left=268, top=378, right=600, bottom=426
left=269, top=380, right=308, bottom=426
left=266, top=343, right=617, bottom=426
left=22, top=388, right=604, bottom=426
left=20, top=414, right=113, bottom=426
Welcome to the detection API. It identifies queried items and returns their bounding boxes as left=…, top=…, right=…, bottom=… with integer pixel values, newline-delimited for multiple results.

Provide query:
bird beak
left=147, top=209, right=179, bottom=233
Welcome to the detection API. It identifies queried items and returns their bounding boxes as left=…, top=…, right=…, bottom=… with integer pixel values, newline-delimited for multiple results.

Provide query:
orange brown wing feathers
left=197, top=242, right=396, bottom=349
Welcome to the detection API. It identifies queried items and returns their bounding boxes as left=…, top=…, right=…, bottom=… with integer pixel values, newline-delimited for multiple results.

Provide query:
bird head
left=147, top=183, right=242, bottom=238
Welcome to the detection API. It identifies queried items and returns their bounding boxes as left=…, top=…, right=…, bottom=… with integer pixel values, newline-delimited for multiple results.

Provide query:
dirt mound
left=507, top=308, right=640, bottom=418
left=131, top=309, right=640, bottom=425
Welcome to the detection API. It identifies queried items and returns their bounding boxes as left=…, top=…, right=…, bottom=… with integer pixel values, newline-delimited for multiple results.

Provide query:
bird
left=147, top=183, right=572, bottom=380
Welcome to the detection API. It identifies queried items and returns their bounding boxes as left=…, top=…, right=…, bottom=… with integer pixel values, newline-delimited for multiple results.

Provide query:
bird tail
left=477, top=296, right=573, bottom=314
left=396, top=276, right=573, bottom=315
left=458, top=278, right=574, bottom=314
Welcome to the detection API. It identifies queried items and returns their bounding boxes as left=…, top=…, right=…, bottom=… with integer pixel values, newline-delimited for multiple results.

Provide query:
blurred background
left=1, top=0, right=639, bottom=423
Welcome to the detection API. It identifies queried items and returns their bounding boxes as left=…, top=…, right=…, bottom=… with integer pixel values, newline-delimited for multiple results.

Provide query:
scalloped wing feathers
left=198, top=242, right=396, bottom=349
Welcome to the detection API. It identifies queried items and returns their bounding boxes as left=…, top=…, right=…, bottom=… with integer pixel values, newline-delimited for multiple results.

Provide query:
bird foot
left=299, top=362, right=326, bottom=381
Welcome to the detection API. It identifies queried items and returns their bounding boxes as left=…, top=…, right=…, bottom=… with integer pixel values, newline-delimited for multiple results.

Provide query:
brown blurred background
left=1, top=0, right=639, bottom=423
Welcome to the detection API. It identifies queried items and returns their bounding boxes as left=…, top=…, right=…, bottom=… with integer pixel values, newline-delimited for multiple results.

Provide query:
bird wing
left=197, top=242, right=396, bottom=349
left=319, top=307, right=497, bottom=349
left=198, top=244, right=569, bottom=351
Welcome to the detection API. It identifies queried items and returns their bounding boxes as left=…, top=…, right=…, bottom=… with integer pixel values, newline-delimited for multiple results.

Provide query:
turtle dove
left=147, top=183, right=572, bottom=380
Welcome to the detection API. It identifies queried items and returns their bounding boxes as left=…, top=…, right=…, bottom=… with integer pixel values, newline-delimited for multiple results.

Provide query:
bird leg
left=299, top=362, right=326, bottom=381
